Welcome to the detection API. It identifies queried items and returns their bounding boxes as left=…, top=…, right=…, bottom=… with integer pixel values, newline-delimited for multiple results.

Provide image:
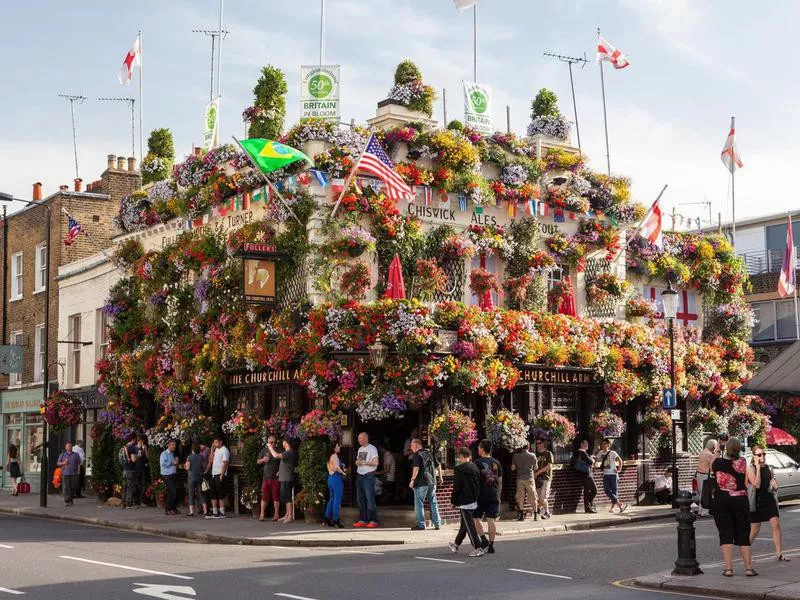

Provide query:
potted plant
left=414, top=258, right=447, bottom=302
left=625, top=295, right=657, bottom=323
left=485, top=409, right=529, bottom=451
left=531, top=410, right=577, bottom=447
left=333, top=226, right=377, bottom=258
left=526, top=88, right=571, bottom=142
left=297, top=436, right=329, bottom=523
left=241, top=486, right=261, bottom=518
left=339, top=261, right=372, bottom=300
left=385, top=60, right=436, bottom=117
left=430, top=411, right=478, bottom=451
left=589, top=410, right=626, bottom=439
left=41, top=391, right=83, bottom=432
left=642, top=411, right=672, bottom=439
left=469, top=268, right=502, bottom=299
left=689, top=407, right=725, bottom=436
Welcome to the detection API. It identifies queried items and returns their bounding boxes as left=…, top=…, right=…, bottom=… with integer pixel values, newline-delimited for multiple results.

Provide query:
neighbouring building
left=0, top=155, right=139, bottom=492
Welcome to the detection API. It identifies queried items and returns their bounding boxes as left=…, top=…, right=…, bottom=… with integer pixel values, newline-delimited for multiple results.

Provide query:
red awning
left=766, top=426, right=798, bottom=446
left=383, top=254, right=406, bottom=300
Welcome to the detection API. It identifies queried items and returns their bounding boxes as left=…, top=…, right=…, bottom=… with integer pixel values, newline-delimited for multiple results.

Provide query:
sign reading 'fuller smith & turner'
left=516, top=365, right=598, bottom=387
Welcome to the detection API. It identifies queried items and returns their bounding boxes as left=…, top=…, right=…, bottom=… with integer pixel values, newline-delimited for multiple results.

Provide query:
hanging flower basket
left=726, top=406, right=764, bottom=439
left=485, top=409, right=529, bottom=451
left=689, top=407, right=725, bottom=435
left=530, top=410, right=577, bottom=447
left=589, top=410, right=626, bottom=439
left=642, top=411, right=672, bottom=438
left=40, top=391, right=83, bottom=432
left=431, top=411, right=478, bottom=450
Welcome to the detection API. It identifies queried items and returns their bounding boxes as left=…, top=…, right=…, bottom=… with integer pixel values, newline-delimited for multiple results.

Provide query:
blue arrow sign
left=663, top=388, right=676, bottom=409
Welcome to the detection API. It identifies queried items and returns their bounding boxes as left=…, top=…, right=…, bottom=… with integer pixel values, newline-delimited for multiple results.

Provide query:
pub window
left=546, top=386, right=579, bottom=464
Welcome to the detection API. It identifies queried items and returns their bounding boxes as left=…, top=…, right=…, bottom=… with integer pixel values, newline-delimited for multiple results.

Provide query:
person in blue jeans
left=409, top=439, right=442, bottom=531
left=354, top=432, right=380, bottom=528
left=324, top=442, right=347, bottom=528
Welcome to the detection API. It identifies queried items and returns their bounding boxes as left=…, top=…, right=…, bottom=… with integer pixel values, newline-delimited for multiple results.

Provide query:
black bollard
left=672, top=490, right=703, bottom=575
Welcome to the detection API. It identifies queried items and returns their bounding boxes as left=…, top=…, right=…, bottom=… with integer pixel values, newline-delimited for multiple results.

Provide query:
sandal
left=778, top=555, right=791, bottom=562
left=722, top=569, right=733, bottom=577
left=745, top=569, right=759, bottom=577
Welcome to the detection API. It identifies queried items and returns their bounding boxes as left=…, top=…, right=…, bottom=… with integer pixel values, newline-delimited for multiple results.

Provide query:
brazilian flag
left=238, top=139, right=312, bottom=174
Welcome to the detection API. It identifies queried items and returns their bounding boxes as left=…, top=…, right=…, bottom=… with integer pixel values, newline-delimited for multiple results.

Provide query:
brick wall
left=748, top=272, right=780, bottom=296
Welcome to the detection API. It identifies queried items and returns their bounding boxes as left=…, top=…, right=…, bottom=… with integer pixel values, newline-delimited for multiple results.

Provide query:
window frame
left=69, top=314, right=81, bottom=386
left=33, top=324, right=45, bottom=383
left=10, top=251, right=23, bottom=300
left=34, top=242, right=47, bottom=293
left=8, top=330, right=22, bottom=387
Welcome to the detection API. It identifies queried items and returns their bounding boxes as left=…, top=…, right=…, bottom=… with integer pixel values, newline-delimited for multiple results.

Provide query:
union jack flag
left=64, top=215, right=83, bottom=246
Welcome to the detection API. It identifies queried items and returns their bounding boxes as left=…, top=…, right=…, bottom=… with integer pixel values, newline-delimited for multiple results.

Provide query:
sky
left=1, top=0, right=798, bottom=229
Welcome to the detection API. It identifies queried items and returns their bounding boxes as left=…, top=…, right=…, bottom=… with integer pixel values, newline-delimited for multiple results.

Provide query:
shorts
left=474, top=501, right=500, bottom=519
left=262, top=479, right=280, bottom=504
left=280, top=481, right=294, bottom=504
left=210, top=474, right=227, bottom=501
left=536, top=478, right=552, bottom=505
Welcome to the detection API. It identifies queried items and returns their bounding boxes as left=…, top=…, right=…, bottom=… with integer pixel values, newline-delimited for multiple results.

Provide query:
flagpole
left=598, top=28, right=611, bottom=176
left=730, top=116, right=736, bottom=250
left=319, top=0, right=325, bottom=66
left=791, top=212, right=799, bottom=340
left=137, top=30, right=144, bottom=161
left=330, top=132, right=373, bottom=218
left=231, top=136, right=302, bottom=225
left=473, top=4, right=478, bottom=81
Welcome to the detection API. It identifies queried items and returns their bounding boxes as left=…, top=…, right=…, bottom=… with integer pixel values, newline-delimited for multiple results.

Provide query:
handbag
left=700, top=474, right=715, bottom=509
left=201, top=478, right=210, bottom=492
left=575, top=455, right=590, bottom=475
left=16, top=475, right=31, bottom=495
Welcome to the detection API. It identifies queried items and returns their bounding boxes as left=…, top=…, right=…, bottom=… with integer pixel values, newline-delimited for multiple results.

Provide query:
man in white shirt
left=74, top=440, right=86, bottom=498
left=353, top=432, right=380, bottom=528
left=207, top=435, right=230, bottom=519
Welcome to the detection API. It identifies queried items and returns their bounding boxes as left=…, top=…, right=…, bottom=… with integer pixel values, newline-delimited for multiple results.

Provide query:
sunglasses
left=753, top=453, right=764, bottom=457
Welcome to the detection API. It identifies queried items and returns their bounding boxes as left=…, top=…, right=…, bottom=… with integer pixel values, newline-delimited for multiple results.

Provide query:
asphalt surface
left=3, top=508, right=800, bottom=599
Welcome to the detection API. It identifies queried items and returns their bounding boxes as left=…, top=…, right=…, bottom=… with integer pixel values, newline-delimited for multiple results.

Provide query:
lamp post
left=368, top=338, right=388, bottom=370
left=0, top=192, right=52, bottom=508
left=661, top=280, right=679, bottom=507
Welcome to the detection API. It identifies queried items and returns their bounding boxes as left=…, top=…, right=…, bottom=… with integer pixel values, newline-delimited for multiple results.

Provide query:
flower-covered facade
left=92, top=75, right=757, bottom=512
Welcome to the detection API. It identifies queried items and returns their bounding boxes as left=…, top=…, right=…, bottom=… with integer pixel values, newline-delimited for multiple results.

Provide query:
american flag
left=64, top=215, right=83, bottom=246
left=354, top=135, right=413, bottom=201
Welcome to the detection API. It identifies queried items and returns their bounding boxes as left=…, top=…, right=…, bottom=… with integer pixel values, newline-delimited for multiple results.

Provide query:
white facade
left=57, top=251, right=120, bottom=391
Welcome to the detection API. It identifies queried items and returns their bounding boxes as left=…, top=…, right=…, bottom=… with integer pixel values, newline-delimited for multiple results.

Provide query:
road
left=2, top=508, right=800, bottom=599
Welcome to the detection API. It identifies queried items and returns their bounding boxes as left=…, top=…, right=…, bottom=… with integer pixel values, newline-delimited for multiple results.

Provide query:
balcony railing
left=738, top=247, right=800, bottom=275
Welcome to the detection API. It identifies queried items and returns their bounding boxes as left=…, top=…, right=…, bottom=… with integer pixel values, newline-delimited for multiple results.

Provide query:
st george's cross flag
left=597, top=36, right=630, bottom=69
left=353, top=134, right=414, bottom=201
left=637, top=198, right=663, bottom=249
left=118, top=35, right=141, bottom=85
left=720, top=117, right=744, bottom=173
left=453, top=0, right=477, bottom=10
left=778, top=217, right=796, bottom=298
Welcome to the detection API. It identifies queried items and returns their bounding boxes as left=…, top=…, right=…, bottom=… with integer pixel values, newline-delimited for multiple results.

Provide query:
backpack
left=420, top=449, right=437, bottom=487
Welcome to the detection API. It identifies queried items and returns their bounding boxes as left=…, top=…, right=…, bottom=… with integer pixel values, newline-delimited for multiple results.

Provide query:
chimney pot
left=193, top=146, right=202, bottom=157
left=32, top=182, right=43, bottom=201
left=107, top=154, right=116, bottom=170
left=127, top=157, right=137, bottom=172
left=59, top=185, right=69, bottom=192
left=74, top=178, right=83, bottom=192
left=117, top=157, right=126, bottom=171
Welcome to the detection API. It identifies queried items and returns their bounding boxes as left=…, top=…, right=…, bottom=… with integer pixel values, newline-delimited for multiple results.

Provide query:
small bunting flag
left=424, top=186, right=432, bottom=207
left=312, top=170, right=329, bottom=187
left=458, top=194, right=468, bottom=212
left=554, top=208, right=565, bottom=223
left=507, top=200, right=517, bottom=218
left=525, top=199, right=536, bottom=216
left=297, top=172, right=311, bottom=186
left=539, top=202, right=549, bottom=217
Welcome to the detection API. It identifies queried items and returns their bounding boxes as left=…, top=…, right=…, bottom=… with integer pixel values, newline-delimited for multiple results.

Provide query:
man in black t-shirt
left=121, top=435, right=139, bottom=508
left=474, top=439, right=503, bottom=554
left=577, top=439, right=597, bottom=513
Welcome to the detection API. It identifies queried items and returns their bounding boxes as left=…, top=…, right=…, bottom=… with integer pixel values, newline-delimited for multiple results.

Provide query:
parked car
left=692, top=448, right=800, bottom=506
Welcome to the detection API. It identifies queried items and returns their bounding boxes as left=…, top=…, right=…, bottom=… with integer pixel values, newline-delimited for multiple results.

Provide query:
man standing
left=376, top=441, right=397, bottom=504
left=534, top=438, right=554, bottom=519
left=576, top=439, right=597, bottom=513
left=257, top=434, right=281, bottom=521
left=159, top=439, right=180, bottom=515
left=267, top=437, right=296, bottom=523
left=56, top=442, right=81, bottom=506
left=695, top=439, right=717, bottom=516
left=448, top=447, right=484, bottom=557
left=121, top=435, right=139, bottom=508
left=409, top=438, right=442, bottom=531
left=199, top=441, right=212, bottom=513
left=511, top=441, right=538, bottom=521
left=207, top=435, right=230, bottom=519
left=474, top=440, right=503, bottom=554
left=354, top=432, right=380, bottom=528
left=74, top=440, right=86, bottom=498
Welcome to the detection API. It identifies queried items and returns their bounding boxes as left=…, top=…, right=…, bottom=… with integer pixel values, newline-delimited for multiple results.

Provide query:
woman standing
left=6, top=444, right=21, bottom=496
left=712, top=438, right=760, bottom=577
left=749, top=445, right=790, bottom=562
left=135, top=436, right=150, bottom=507
left=597, top=438, right=627, bottom=513
left=324, top=442, right=346, bottom=528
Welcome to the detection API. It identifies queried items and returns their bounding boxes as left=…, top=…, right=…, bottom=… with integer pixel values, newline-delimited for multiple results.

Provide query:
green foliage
left=148, top=128, right=175, bottom=160
left=424, top=225, right=457, bottom=258
left=249, top=65, right=288, bottom=140
left=531, top=88, right=560, bottom=119
left=142, top=129, right=175, bottom=185
left=91, top=425, right=120, bottom=499
left=447, top=120, right=464, bottom=131
left=242, top=435, right=265, bottom=489
left=148, top=445, right=161, bottom=483
left=298, top=437, right=328, bottom=502
left=394, top=60, right=423, bottom=85
left=503, top=218, right=546, bottom=311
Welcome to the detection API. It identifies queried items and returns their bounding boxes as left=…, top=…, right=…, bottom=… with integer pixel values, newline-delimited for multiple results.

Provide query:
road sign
left=670, top=409, right=682, bottom=421
left=0, top=345, right=23, bottom=374
left=663, top=388, right=676, bottom=409
left=132, top=583, right=196, bottom=599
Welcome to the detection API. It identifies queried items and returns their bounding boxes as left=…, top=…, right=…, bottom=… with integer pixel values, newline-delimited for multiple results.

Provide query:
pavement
left=0, top=490, right=673, bottom=547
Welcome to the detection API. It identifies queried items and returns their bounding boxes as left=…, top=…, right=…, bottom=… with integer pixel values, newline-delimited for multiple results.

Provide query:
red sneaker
left=366, top=521, right=379, bottom=529
left=353, top=521, right=367, bottom=528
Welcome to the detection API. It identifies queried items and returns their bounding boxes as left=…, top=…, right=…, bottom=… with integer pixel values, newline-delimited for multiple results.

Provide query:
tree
left=395, top=60, right=423, bottom=85
left=148, top=128, right=175, bottom=161
left=248, top=65, right=288, bottom=140
left=531, top=88, right=560, bottom=119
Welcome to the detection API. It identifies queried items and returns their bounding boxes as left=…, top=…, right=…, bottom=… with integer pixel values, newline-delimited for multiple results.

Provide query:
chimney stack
left=33, top=182, right=42, bottom=201
left=74, top=178, right=83, bottom=192
left=117, top=157, right=126, bottom=171
left=59, top=185, right=69, bottom=193
left=193, top=146, right=202, bottom=157
left=127, top=157, right=137, bottom=172
left=107, top=154, right=116, bottom=170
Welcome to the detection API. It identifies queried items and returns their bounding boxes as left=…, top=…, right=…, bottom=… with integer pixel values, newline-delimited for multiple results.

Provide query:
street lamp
left=661, top=280, right=679, bottom=507
left=368, top=338, right=388, bottom=369
left=0, top=191, right=52, bottom=508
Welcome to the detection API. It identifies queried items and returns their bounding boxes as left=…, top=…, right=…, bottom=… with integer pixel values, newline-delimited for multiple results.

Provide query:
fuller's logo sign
left=516, top=365, right=598, bottom=386
left=226, top=368, right=301, bottom=386
left=238, top=244, right=284, bottom=308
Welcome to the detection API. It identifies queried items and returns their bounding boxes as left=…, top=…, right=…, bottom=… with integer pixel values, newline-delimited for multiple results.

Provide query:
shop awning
left=741, top=341, right=800, bottom=394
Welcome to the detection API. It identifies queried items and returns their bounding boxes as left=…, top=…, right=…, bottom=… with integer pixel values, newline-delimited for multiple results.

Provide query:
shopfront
left=1, top=389, right=45, bottom=492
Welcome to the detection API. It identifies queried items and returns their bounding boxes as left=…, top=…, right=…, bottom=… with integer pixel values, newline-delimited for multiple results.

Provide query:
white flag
left=117, top=36, right=141, bottom=85
left=720, top=117, right=743, bottom=173
left=453, top=0, right=477, bottom=10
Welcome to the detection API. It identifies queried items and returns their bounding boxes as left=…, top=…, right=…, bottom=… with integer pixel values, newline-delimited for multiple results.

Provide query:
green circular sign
left=470, top=90, right=488, bottom=114
left=308, top=73, right=334, bottom=99
left=206, top=106, right=217, bottom=129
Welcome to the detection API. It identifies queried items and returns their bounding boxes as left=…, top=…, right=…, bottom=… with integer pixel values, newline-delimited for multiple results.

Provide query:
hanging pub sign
left=238, top=243, right=285, bottom=308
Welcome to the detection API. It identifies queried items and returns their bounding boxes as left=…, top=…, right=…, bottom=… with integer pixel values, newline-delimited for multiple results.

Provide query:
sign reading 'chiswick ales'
left=516, top=365, right=599, bottom=386
left=226, top=368, right=302, bottom=386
